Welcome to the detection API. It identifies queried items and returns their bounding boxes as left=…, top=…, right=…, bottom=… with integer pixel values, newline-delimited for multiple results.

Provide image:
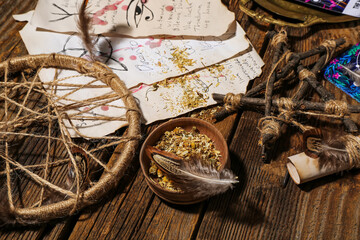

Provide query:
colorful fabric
left=300, top=0, right=350, bottom=12
left=323, top=42, right=360, bottom=102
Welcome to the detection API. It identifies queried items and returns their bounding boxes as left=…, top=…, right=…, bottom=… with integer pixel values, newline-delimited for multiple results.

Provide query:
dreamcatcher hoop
left=0, top=53, right=141, bottom=224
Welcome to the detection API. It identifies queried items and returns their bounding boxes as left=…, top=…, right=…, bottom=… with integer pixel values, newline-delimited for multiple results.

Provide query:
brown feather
left=146, top=146, right=238, bottom=198
left=318, top=130, right=349, bottom=169
left=77, top=0, right=96, bottom=61
left=303, top=129, right=349, bottom=169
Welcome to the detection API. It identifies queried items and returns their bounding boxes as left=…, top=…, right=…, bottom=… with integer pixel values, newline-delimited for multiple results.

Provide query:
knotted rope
left=222, top=92, right=351, bottom=145
left=298, top=68, right=316, bottom=82
left=344, top=134, right=360, bottom=168
left=271, top=28, right=288, bottom=47
left=257, top=117, right=281, bottom=144
left=223, top=93, right=244, bottom=111
left=321, top=39, right=337, bottom=65
left=324, top=100, right=348, bottom=117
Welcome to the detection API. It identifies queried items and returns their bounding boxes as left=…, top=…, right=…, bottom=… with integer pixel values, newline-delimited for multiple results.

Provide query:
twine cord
left=264, top=50, right=292, bottom=96
left=4, top=62, right=15, bottom=212
left=324, top=100, right=348, bottom=117
left=298, top=68, right=316, bottom=82
left=0, top=54, right=141, bottom=224
left=258, top=96, right=350, bottom=141
left=0, top=159, right=71, bottom=175
left=271, top=28, right=288, bottom=47
left=257, top=117, right=281, bottom=144
left=285, top=51, right=294, bottom=63
left=321, top=40, right=337, bottom=65
left=224, top=93, right=244, bottom=111
left=344, top=134, right=360, bottom=168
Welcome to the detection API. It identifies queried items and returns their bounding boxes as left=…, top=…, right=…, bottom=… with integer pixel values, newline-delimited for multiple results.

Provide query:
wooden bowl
left=139, top=117, right=229, bottom=205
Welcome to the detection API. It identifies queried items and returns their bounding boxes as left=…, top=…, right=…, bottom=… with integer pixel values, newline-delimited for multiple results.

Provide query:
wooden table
left=1, top=0, right=360, bottom=239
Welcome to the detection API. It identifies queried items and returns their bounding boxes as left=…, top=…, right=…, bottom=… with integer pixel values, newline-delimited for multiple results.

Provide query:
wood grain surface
left=0, top=0, right=360, bottom=239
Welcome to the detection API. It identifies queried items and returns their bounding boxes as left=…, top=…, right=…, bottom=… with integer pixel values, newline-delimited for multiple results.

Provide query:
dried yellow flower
left=170, top=47, right=196, bottom=72
left=149, top=126, right=223, bottom=191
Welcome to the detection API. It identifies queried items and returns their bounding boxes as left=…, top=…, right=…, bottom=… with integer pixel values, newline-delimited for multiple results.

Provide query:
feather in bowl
left=139, top=117, right=237, bottom=204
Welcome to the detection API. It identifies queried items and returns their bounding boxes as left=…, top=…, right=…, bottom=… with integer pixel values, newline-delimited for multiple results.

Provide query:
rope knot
left=223, top=93, right=244, bottom=111
left=324, top=100, right=348, bottom=117
left=299, top=68, right=316, bottom=81
left=320, top=39, right=337, bottom=64
left=271, top=28, right=288, bottom=47
left=285, top=51, right=294, bottom=63
left=258, top=117, right=281, bottom=144
left=277, top=98, right=295, bottom=120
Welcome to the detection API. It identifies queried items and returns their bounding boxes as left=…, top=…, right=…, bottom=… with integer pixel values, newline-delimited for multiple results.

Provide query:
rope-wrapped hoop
left=0, top=54, right=141, bottom=225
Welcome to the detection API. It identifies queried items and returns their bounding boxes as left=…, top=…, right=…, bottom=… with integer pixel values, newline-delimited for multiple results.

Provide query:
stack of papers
left=14, top=0, right=264, bottom=137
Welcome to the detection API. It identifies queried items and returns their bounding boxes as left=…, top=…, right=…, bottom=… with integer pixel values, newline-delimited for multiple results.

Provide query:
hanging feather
left=339, top=63, right=360, bottom=86
left=303, top=128, right=349, bottom=169
left=77, top=0, right=96, bottom=61
left=145, top=146, right=238, bottom=198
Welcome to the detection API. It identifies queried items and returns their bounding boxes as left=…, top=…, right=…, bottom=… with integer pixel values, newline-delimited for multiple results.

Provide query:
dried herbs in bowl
left=140, top=117, right=237, bottom=204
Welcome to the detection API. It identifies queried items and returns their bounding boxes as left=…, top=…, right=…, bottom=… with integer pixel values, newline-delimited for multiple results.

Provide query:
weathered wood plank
left=196, top=9, right=360, bottom=240
left=0, top=1, right=51, bottom=239
left=1, top=0, right=360, bottom=239
left=66, top=111, right=237, bottom=240
left=0, top=2, right=86, bottom=239
left=65, top=1, right=248, bottom=239
left=0, top=0, right=35, bottom=61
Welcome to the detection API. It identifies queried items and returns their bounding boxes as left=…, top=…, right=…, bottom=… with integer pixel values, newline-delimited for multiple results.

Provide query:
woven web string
left=0, top=55, right=141, bottom=221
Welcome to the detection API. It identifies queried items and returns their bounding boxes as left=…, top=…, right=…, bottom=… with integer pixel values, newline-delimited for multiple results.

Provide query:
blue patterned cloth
left=323, top=42, right=360, bottom=102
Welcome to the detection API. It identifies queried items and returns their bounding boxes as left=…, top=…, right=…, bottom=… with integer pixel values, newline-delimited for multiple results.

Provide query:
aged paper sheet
left=20, top=22, right=249, bottom=88
left=15, top=11, right=264, bottom=138
left=132, top=49, right=264, bottom=124
left=31, top=0, right=235, bottom=37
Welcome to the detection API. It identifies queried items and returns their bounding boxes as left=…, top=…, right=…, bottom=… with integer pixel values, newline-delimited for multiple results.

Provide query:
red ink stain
left=121, top=5, right=128, bottom=10
left=131, top=84, right=148, bottom=93
left=92, top=0, right=125, bottom=25
left=165, top=5, right=174, bottom=11
left=83, top=107, right=90, bottom=111
left=149, top=36, right=154, bottom=40
left=119, top=57, right=124, bottom=61
left=92, top=17, right=107, bottom=25
left=101, top=106, right=110, bottom=111
left=94, top=9, right=105, bottom=17
left=104, top=5, right=117, bottom=10
left=142, top=0, right=147, bottom=3
left=130, top=55, right=137, bottom=60
left=145, top=39, right=163, bottom=48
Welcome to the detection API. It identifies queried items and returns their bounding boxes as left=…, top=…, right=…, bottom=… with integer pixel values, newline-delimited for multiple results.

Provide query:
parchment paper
left=133, top=48, right=264, bottom=124
left=19, top=21, right=249, bottom=88
left=14, top=11, right=264, bottom=138
left=287, top=152, right=350, bottom=184
left=30, top=0, right=235, bottom=37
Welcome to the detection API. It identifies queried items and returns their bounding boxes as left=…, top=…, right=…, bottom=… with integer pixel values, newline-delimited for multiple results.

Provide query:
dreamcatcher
left=0, top=53, right=141, bottom=225
left=0, top=0, right=142, bottom=225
